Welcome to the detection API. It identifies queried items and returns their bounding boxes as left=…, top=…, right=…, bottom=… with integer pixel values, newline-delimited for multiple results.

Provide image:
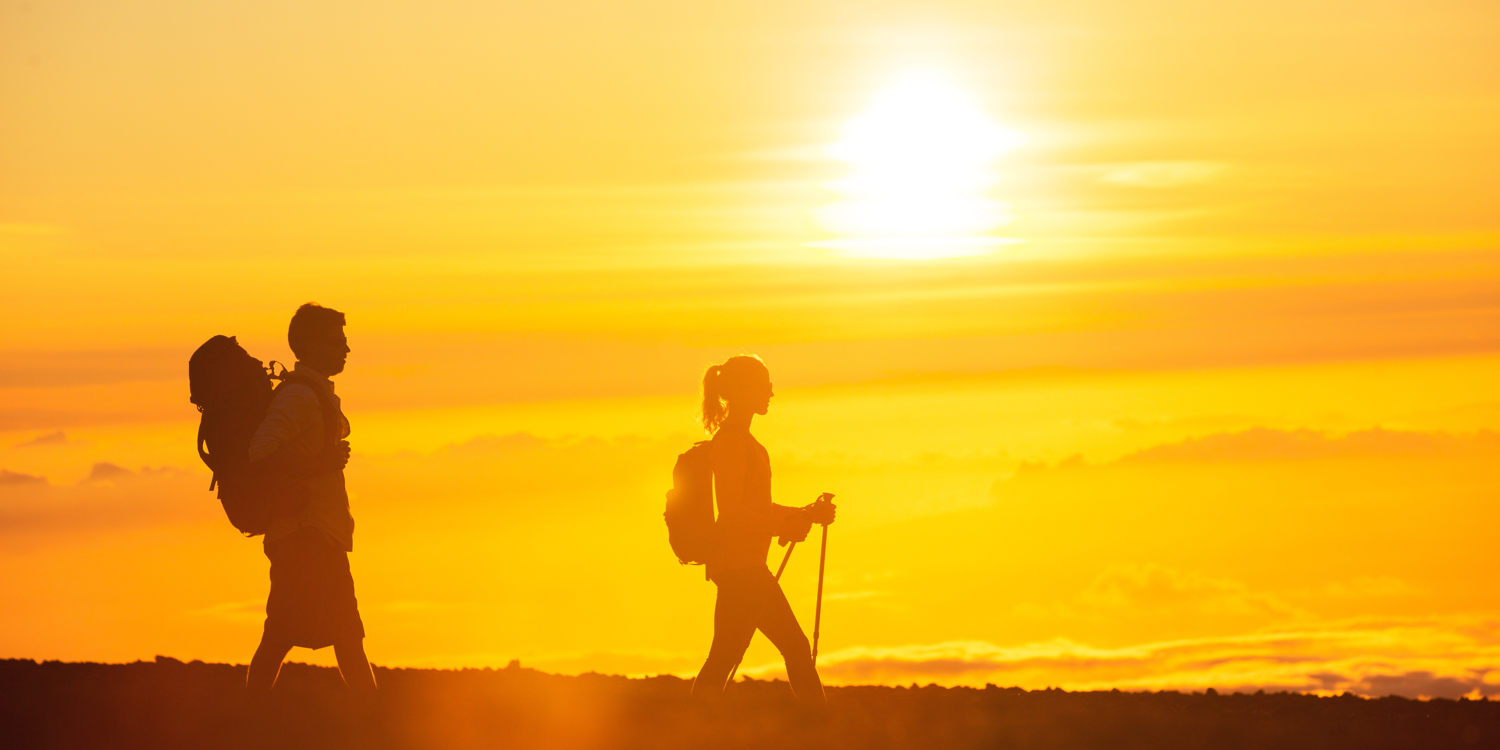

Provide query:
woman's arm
left=773, top=498, right=837, bottom=544
left=713, top=432, right=797, bottom=536
left=711, top=431, right=749, bottom=520
left=768, top=502, right=804, bottom=527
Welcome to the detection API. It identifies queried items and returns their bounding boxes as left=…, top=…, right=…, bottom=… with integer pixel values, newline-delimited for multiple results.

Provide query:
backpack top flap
left=189, top=336, right=267, bottom=413
left=188, top=336, right=272, bottom=485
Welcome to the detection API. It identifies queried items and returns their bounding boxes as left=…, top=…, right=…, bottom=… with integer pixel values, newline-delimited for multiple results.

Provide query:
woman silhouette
left=691, top=355, right=835, bottom=706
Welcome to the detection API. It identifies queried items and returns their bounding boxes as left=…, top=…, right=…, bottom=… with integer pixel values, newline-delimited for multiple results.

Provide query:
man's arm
left=249, top=385, right=316, bottom=463
left=249, top=385, right=348, bottom=476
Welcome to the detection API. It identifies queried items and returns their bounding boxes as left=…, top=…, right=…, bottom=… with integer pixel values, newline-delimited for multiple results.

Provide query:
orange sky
left=2, top=0, right=1498, bottom=698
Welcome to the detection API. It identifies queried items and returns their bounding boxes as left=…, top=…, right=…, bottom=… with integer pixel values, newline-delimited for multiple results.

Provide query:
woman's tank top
left=709, top=429, right=775, bottom=576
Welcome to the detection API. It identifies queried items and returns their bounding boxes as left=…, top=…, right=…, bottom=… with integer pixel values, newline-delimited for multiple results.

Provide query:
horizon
left=16, top=652, right=1500, bottom=701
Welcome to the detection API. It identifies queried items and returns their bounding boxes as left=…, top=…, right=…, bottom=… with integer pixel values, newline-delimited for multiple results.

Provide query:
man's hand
left=322, top=439, right=351, bottom=472
left=253, top=440, right=350, bottom=481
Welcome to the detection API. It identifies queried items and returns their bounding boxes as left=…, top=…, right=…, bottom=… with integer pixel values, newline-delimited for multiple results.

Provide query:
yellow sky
left=2, top=0, right=1498, bottom=698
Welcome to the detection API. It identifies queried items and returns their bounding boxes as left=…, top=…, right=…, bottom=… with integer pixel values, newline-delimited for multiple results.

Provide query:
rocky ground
left=2, top=657, right=1495, bottom=749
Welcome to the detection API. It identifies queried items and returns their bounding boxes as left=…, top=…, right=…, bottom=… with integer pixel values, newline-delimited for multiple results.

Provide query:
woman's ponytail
left=701, top=365, right=726, bottom=433
left=700, top=355, right=767, bottom=434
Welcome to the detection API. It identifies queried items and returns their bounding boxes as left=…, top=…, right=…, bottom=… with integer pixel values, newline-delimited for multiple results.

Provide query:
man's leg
left=333, top=637, right=377, bottom=701
left=757, top=575, right=826, bottom=707
left=247, top=632, right=293, bottom=696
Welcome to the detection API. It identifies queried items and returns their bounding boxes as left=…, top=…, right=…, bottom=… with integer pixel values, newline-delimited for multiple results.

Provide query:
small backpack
left=664, top=441, right=716, bottom=568
left=188, top=335, right=336, bottom=536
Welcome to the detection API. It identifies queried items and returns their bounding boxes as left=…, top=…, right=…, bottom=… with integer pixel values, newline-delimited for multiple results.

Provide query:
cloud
left=824, top=590, right=887, bottom=602
left=1075, top=563, right=1307, bottom=620
left=86, top=462, right=134, bottom=481
left=10, top=431, right=71, bottom=448
left=5, top=424, right=1492, bottom=692
left=1097, top=161, right=1227, bottom=187
left=1313, top=577, right=1423, bottom=599
left=0, top=431, right=676, bottom=544
left=996, top=428, right=1500, bottom=483
left=0, top=223, right=65, bottom=236
left=350, top=432, right=685, bottom=514
left=375, top=600, right=446, bottom=614
left=359, top=647, right=703, bottom=677
left=0, top=463, right=215, bottom=538
left=189, top=600, right=265, bottom=623
left=1350, top=671, right=1489, bottom=701
left=0, top=348, right=182, bottom=388
left=519, top=650, right=705, bottom=679
left=743, top=619, right=1500, bottom=699
left=0, top=469, right=47, bottom=486
left=997, top=564, right=1345, bottom=644
left=1122, top=427, right=1497, bottom=464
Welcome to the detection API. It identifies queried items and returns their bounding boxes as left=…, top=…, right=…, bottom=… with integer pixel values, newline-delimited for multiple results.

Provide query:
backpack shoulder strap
left=197, top=419, right=218, bottom=491
left=275, top=372, right=343, bottom=451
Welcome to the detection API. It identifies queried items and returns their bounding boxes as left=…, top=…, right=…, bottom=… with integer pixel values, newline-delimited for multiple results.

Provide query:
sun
left=810, top=73, right=1025, bottom=260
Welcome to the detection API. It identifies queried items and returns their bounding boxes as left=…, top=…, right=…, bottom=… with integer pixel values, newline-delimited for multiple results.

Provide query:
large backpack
left=664, top=441, right=716, bottom=568
left=188, top=335, right=336, bottom=536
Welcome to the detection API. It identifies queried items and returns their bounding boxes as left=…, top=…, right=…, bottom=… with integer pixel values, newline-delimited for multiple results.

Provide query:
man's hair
left=288, top=303, right=346, bottom=359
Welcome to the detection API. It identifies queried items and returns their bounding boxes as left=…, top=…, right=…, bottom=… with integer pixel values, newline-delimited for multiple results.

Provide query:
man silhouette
left=244, top=303, right=374, bottom=709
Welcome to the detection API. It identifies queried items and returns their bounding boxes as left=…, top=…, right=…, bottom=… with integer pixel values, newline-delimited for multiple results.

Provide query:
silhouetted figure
left=243, top=304, right=375, bottom=712
left=691, top=355, right=836, bottom=707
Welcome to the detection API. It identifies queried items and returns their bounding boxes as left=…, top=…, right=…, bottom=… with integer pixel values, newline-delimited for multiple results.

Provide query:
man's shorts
left=263, top=527, right=365, bottom=649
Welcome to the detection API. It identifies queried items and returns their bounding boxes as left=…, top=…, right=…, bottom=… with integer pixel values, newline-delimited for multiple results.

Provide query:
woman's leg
left=692, top=573, right=758, bottom=699
left=755, top=572, right=825, bottom=706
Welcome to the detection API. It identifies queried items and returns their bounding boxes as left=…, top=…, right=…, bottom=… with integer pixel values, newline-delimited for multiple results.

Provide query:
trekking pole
left=812, top=520, right=828, bottom=665
left=810, top=492, right=837, bottom=664
left=774, top=541, right=797, bottom=580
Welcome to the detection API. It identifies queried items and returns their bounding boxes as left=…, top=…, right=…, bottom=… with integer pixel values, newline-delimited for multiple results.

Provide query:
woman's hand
left=776, top=493, right=836, bottom=545
left=805, top=496, right=836, bottom=526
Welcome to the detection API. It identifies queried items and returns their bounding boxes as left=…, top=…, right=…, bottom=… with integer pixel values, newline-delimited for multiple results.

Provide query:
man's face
left=303, top=326, right=350, bottom=376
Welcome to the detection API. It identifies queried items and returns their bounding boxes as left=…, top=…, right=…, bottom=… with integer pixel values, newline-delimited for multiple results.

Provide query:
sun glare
left=811, top=73, right=1025, bottom=260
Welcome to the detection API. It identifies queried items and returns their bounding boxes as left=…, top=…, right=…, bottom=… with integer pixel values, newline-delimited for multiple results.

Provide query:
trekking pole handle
left=808, top=492, right=836, bottom=527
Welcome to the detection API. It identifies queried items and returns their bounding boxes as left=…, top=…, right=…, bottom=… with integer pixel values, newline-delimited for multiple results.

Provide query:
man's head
left=288, top=303, right=349, bottom=376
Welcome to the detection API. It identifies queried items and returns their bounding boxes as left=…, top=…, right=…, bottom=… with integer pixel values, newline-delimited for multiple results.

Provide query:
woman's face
left=737, top=368, right=774, bottom=416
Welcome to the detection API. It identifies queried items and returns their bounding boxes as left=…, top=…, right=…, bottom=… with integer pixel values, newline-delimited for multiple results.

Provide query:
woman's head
left=701, top=355, right=772, bottom=433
